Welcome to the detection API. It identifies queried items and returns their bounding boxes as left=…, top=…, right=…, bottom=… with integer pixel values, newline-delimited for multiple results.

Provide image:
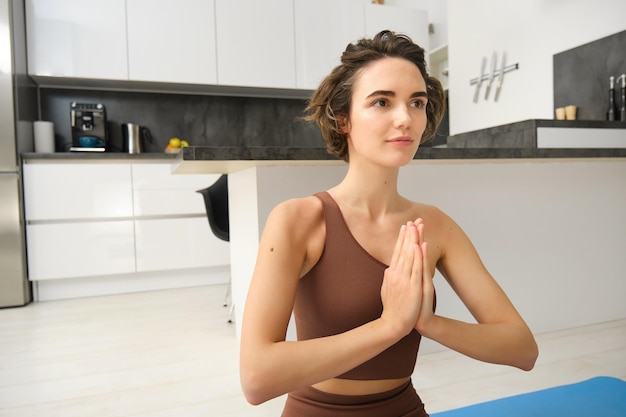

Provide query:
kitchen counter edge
left=21, top=152, right=178, bottom=163
left=171, top=146, right=626, bottom=174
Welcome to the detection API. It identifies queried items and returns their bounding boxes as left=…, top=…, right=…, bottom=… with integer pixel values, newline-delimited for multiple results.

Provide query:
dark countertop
left=447, top=119, right=626, bottom=148
left=22, top=152, right=178, bottom=162
left=178, top=144, right=626, bottom=162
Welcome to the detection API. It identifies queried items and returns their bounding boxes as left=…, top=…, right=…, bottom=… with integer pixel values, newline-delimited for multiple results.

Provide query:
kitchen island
left=174, top=144, right=626, bottom=350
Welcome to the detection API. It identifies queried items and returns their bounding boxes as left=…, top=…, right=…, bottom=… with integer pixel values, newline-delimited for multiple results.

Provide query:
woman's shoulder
left=408, top=200, right=449, bottom=223
left=272, top=194, right=324, bottom=217
left=407, top=200, right=461, bottom=241
left=266, top=194, right=325, bottom=233
left=262, top=195, right=327, bottom=263
left=408, top=200, right=473, bottom=249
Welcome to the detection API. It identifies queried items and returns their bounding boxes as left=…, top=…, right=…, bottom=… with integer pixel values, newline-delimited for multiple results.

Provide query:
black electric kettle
left=121, top=123, right=153, bottom=154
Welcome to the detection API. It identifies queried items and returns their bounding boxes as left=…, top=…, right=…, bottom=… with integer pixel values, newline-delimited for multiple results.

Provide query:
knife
left=494, top=51, right=507, bottom=101
left=484, top=51, right=497, bottom=100
left=473, top=56, right=486, bottom=103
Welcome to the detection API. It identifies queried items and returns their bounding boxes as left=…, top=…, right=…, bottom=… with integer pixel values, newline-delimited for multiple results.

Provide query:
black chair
left=196, top=175, right=233, bottom=322
left=197, top=175, right=229, bottom=242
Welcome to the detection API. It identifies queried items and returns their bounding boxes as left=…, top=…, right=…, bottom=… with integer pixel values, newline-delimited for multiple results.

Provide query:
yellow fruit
left=169, top=137, right=181, bottom=148
left=181, top=140, right=189, bottom=147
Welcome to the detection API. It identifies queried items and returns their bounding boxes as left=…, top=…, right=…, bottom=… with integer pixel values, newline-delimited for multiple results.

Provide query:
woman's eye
left=373, top=99, right=388, bottom=107
left=412, top=100, right=426, bottom=109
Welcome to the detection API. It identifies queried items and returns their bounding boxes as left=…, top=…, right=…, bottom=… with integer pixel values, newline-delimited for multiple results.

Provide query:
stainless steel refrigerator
left=0, top=0, right=37, bottom=308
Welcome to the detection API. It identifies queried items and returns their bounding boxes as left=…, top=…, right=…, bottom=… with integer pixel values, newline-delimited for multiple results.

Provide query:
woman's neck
left=331, top=162, right=404, bottom=218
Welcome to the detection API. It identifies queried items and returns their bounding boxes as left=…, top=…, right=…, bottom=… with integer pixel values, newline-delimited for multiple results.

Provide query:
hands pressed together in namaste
left=381, top=219, right=435, bottom=339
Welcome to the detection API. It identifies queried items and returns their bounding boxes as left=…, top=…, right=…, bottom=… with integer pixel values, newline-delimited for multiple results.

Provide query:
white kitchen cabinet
left=294, top=0, right=365, bottom=90
left=131, top=164, right=218, bottom=216
left=135, top=217, right=229, bottom=272
left=294, top=1, right=430, bottom=91
left=365, top=4, right=429, bottom=54
left=25, top=0, right=429, bottom=93
left=23, top=160, right=226, bottom=287
left=22, top=163, right=133, bottom=220
left=132, top=164, right=225, bottom=272
left=27, top=221, right=135, bottom=280
left=215, top=0, right=296, bottom=89
left=126, top=0, right=217, bottom=84
left=25, top=0, right=128, bottom=80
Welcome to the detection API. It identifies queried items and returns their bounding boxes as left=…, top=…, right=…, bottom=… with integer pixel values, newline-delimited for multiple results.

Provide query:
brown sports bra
left=293, top=191, right=430, bottom=380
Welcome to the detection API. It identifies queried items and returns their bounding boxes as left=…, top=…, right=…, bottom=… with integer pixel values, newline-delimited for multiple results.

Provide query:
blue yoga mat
left=431, top=376, right=626, bottom=417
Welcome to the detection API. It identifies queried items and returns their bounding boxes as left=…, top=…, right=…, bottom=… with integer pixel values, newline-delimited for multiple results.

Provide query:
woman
left=240, top=30, right=538, bottom=416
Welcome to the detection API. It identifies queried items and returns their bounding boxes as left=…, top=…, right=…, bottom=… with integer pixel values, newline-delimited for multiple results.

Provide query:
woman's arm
left=416, top=209, right=538, bottom=371
left=240, top=198, right=427, bottom=405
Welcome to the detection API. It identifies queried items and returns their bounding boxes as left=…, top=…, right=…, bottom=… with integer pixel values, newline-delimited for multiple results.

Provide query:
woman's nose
left=393, top=105, right=411, bottom=129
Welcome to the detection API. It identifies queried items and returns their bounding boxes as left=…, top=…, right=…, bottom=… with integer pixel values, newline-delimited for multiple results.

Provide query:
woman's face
left=344, top=57, right=428, bottom=167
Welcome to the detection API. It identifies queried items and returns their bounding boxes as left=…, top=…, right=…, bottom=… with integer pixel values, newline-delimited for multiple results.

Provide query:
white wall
left=448, top=0, right=626, bottom=135
left=229, top=160, right=626, bottom=352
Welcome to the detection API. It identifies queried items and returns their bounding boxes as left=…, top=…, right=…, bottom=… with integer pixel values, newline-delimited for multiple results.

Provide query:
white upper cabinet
left=127, top=0, right=217, bottom=84
left=365, top=4, right=429, bottom=55
left=294, top=0, right=365, bottom=90
left=25, top=0, right=128, bottom=80
left=24, top=0, right=430, bottom=92
left=215, top=0, right=296, bottom=89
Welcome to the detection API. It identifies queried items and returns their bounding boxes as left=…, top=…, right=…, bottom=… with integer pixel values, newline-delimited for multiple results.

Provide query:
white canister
left=33, top=121, right=55, bottom=153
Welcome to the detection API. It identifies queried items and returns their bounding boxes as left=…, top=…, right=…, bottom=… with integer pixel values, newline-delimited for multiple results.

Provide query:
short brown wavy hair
left=303, top=30, right=446, bottom=162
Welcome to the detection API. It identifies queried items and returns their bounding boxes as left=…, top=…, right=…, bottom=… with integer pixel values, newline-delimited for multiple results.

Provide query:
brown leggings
left=281, top=380, right=429, bottom=417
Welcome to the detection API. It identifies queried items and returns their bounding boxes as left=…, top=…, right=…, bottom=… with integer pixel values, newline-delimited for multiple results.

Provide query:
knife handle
left=473, top=57, right=487, bottom=103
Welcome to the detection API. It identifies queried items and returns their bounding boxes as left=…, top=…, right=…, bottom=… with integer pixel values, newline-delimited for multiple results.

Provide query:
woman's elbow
left=517, top=338, right=539, bottom=371
left=240, top=342, right=283, bottom=405
left=240, top=368, right=274, bottom=406
left=242, top=389, right=266, bottom=406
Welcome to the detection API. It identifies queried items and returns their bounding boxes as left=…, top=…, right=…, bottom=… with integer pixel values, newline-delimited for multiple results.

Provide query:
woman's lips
left=386, top=137, right=414, bottom=146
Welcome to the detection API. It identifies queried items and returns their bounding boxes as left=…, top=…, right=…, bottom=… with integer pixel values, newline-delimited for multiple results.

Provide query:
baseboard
left=32, top=266, right=230, bottom=301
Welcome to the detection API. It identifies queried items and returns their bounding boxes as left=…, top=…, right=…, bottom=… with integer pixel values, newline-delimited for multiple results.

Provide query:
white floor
left=0, top=284, right=624, bottom=417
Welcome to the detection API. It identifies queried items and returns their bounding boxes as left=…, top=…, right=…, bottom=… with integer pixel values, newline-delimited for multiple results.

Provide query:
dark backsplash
left=40, top=89, right=324, bottom=153
left=553, top=30, right=626, bottom=121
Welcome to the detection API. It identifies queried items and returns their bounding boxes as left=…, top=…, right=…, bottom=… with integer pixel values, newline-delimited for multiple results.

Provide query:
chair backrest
left=196, top=175, right=229, bottom=242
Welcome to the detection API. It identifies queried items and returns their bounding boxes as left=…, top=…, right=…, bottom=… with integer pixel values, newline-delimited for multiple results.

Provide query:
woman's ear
left=338, top=115, right=350, bottom=134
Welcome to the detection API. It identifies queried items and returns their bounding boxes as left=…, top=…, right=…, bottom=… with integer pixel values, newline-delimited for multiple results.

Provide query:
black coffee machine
left=70, top=102, right=108, bottom=152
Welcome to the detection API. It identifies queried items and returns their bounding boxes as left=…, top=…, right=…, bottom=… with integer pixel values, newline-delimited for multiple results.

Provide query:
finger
left=410, top=237, right=423, bottom=284
left=420, top=242, right=435, bottom=308
left=388, top=224, right=407, bottom=269
left=400, top=222, right=417, bottom=274
left=421, top=242, right=430, bottom=280
left=415, top=221, right=424, bottom=246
